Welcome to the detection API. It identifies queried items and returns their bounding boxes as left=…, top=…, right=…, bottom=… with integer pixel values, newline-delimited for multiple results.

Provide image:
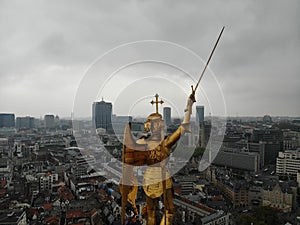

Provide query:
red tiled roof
left=57, top=186, right=74, bottom=201
left=44, top=216, right=59, bottom=224
left=27, top=208, right=39, bottom=218
left=0, top=180, right=7, bottom=187
left=66, top=210, right=84, bottom=219
left=98, top=189, right=106, bottom=194
left=0, top=188, right=7, bottom=197
left=58, top=185, right=67, bottom=192
left=214, top=195, right=223, bottom=201
left=174, top=194, right=216, bottom=214
left=60, top=189, right=74, bottom=201
left=66, top=208, right=96, bottom=219
left=43, top=203, right=53, bottom=211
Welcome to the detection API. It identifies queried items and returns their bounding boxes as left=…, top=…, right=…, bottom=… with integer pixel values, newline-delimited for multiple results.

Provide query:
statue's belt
left=124, top=147, right=169, bottom=166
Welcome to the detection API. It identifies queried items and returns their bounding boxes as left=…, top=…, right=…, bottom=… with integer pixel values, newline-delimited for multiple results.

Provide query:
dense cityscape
left=0, top=98, right=300, bottom=225
left=1, top=0, right=299, bottom=224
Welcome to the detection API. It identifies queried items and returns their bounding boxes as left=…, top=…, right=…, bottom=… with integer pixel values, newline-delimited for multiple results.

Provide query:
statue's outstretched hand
left=182, top=89, right=195, bottom=129
left=189, top=89, right=196, bottom=104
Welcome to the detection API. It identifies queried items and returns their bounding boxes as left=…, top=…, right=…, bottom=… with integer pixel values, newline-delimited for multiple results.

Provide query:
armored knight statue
left=120, top=91, right=195, bottom=225
left=120, top=26, right=224, bottom=225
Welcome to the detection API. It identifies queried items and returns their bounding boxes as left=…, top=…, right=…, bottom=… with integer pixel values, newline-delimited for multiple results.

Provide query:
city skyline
left=1, top=100, right=300, bottom=121
left=0, top=1, right=299, bottom=118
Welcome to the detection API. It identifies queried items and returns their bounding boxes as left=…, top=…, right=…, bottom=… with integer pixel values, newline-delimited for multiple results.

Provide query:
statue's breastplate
left=146, top=141, right=161, bottom=165
left=142, top=140, right=173, bottom=198
left=146, top=140, right=170, bottom=166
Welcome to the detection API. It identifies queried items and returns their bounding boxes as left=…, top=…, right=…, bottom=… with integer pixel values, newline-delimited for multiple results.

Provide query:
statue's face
left=144, top=114, right=164, bottom=134
left=150, top=119, right=164, bottom=134
left=144, top=121, right=151, bottom=132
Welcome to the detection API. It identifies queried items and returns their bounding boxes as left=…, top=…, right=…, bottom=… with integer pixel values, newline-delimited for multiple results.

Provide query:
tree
left=236, top=206, right=284, bottom=225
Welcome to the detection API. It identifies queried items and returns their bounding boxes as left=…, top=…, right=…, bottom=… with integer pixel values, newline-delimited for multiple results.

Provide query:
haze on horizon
left=0, top=0, right=299, bottom=118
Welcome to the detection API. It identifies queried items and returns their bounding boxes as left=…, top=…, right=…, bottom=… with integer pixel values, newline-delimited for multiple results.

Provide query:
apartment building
left=262, top=182, right=293, bottom=212
left=276, top=149, right=300, bottom=176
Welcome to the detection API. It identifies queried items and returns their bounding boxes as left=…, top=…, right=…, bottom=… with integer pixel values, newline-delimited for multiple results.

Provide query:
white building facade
left=276, top=149, right=300, bottom=176
left=39, top=172, right=59, bottom=191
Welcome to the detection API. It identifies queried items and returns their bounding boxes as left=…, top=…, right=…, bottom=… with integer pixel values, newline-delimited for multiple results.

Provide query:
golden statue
left=119, top=26, right=225, bottom=225
left=120, top=92, right=195, bottom=225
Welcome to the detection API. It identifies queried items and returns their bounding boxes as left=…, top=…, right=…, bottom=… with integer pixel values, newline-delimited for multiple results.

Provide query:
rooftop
left=201, top=210, right=227, bottom=223
left=0, top=211, right=25, bottom=225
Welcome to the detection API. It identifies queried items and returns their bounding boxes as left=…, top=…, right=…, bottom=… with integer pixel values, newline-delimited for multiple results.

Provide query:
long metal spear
left=193, top=26, right=225, bottom=93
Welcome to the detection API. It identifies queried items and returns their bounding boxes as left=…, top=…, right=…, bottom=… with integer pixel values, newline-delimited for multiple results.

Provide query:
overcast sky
left=0, top=0, right=299, bottom=118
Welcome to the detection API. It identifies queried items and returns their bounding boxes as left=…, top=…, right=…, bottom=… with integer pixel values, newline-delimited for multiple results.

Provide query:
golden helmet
left=144, top=113, right=163, bottom=132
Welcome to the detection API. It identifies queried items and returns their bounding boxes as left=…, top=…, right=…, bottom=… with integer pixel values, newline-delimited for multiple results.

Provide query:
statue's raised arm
left=165, top=90, right=196, bottom=148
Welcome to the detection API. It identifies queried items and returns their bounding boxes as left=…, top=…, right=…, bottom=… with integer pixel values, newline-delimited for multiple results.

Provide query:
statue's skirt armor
left=143, top=167, right=172, bottom=199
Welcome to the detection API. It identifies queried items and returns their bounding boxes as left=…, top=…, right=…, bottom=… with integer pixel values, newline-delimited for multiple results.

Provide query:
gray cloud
left=0, top=0, right=299, bottom=117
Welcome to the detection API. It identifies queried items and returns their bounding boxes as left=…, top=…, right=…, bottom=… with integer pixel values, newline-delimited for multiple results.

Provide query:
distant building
left=213, top=147, right=260, bottom=172
left=200, top=210, right=231, bottom=225
left=283, top=130, right=300, bottom=150
left=173, top=193, right=216, bottom=220
left=44, top=114, right=55, bottom=129
left=130, top=121, right=144, bottom=137
left=92, top=99, right=112, bottom=132
left=222, top=121, right=244, bottom=144
left=262, top=182, right=293, bottom=212
left=175, top=177, right=195, bottom=195
left=0, top=113, right=15, bottom=128
left=163, top=107, right=171, bottom=126
left=0, top=138, right=9, bottom=155
left=196, top=106, right=204, bottom=123
left=0, top=210, right=27, bottom=225
left=16, top=116, right=35, bottom=129
left=130, top=122, right=144, bottom=131
left=39, top=172, right=59, bottom=192
left=262, top=114, right=272, bottom=123
left=252, top=128, right=283, bottom=165
left=111, top=115, right=132, bottom=136
left=25, top=174, right=39, bottom=196
left=76, top=155, right=96, bottom=167
left=235, top=140, right=265, bottom=169
left=199, top=121, right=211, bottom=148
left=276, top=149, right=300, bottom=176
left=0, top=157, right=11, bottom=181
left=0, top=157, right=8, bottom=168
left=70, top=165, right=89, bottom=179
left=173, top=118, right=181, bottom=126
left=209, top=167, right=249, bottom=208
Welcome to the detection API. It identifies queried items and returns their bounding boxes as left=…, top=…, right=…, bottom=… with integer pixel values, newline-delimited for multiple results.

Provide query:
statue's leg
left=160, top=188, right=174, bottom=225
left=146, top=195, right=157, bottom=225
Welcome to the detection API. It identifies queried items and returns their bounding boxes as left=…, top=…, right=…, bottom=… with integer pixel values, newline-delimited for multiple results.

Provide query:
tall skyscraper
left=92, top=99, right=113, bottom=131
left=196, top=106, right=205, bottom=148
left=196, top=106, right=205, bottom=123
left=16, top=116, right=35, bottom=129
left=0, top=113, right=15, bottom=128
left=163, top=107, right=171, bottom=126
left=44, top=114, right=55, bottom=129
